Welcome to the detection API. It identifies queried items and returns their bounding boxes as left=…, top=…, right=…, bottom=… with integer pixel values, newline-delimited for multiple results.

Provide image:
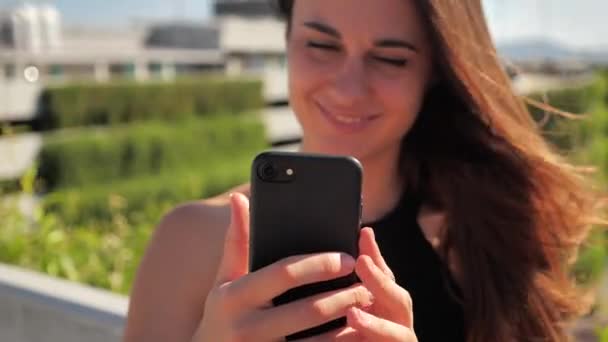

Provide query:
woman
left=123, top=1, right=601, bottom=341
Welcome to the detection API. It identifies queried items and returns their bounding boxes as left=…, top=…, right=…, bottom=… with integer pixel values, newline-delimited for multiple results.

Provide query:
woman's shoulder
left=123, top=183, right=250, bottom=341
left=155, top=182, right=250, bottom=248
left=161, top=182, right=251, bottom=238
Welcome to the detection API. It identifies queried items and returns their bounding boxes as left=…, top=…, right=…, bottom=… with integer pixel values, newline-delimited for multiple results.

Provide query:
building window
left=49, top=64, right=63, bottom=77
left=109, top=63, right=131, bottom=79
left=148, top=62, right=163, bottom=78
left=244, top=54, right=266, bottom=72
left=0, top=21, right=14, bottom=47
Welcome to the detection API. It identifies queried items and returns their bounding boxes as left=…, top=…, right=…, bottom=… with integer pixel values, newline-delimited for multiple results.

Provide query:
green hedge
left=37, top=115, right=266, bottom=192
left=43, top=154, right=257, bottom=226
left=3, top=72, right=608, bottom=297
left=39, top=78, right=264, bottom=129
left=1, top=124, right=265, bottom=294
left=603, top=69, right=608, bottom=105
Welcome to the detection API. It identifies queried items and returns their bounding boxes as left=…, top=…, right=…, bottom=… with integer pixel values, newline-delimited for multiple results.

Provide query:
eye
left=307, top=41, right=340, bottom=51
left=373, top=56, right=409, bottom=67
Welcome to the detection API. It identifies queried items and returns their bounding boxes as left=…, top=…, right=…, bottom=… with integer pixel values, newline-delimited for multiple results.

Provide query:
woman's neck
left=359, top=149, right=404, bottom=224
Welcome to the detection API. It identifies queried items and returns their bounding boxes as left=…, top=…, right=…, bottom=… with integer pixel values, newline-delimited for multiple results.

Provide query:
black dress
left=364, top=194, right=467, bottom=342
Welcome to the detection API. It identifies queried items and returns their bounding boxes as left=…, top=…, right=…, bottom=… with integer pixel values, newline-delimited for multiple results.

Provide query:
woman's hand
left=191, top=193, right=374, bottom=342
left=313, top=228, right=417, bottom=342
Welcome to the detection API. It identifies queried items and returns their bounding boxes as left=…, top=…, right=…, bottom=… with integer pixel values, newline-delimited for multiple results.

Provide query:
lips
left=331, top=113, right=369, bottom=124
left=316, top=101, right=379, bottom=132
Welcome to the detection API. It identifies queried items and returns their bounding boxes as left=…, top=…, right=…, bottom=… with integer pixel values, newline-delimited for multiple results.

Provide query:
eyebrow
left=302, top=21, right=418, bottom=53
left=374, top=39, right=418, bottom=53
left=303, top=21, right=340, bottom=38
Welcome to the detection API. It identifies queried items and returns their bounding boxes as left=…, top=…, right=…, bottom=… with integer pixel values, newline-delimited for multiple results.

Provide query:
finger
left=356, top=255, right=413, bottom=328
left=347, top=307, right=417, bottom=342
left=359, top=227, right=394, bottom=280
left=295, top=326, right=359, bottom=342
left=229, top=252, right=357, bottom=308
left=242, top=284, right=373, bottom=340
left=214, top=193, right=250, bottom=285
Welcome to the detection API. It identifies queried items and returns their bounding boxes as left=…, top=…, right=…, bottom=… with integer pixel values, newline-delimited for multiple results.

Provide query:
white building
left=0, top=3, right=61, bottom=52
left=0, top=3, right=225, bottom=84
left=0, top=1, right=288, bottom=120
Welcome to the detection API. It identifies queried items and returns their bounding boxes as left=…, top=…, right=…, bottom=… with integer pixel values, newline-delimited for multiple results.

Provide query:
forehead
left=291, top=0, right=427, bottom=41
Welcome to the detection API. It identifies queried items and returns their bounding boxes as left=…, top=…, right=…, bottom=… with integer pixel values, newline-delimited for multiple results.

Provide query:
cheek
left=377, top=77, right=427, bottom=121
left=287, top=46, right=327, bottom=109
left=371, top=72, right=430, bottom=141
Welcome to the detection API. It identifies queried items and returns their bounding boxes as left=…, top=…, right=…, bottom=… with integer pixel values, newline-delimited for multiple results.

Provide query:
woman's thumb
left=214, top=192, right=250, bottom=285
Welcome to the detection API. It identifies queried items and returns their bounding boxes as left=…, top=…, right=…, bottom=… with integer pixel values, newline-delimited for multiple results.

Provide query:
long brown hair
left=274, top=0, right=603, bottom=341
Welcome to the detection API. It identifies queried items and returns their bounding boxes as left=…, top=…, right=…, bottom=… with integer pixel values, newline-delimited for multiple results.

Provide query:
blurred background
left=0, top=0, right=607, bottom=341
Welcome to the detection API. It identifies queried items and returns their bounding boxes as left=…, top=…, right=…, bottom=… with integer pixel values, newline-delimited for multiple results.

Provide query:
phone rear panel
left=249, top=151, right=363, bottom=339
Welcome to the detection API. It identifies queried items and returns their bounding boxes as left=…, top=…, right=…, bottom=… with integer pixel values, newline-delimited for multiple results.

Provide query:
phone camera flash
left=286, top=169, right=294, bottom=176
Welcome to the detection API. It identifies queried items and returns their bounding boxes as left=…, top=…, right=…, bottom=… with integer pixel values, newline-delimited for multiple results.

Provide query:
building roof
left=0, top=25, right=224, bottom=65
left=214, top=0, right=277, bottom=17
left=0, top=48, right=223, bottom=65
left=218, top=16, right=285, bottom=54
left=145, top=23, right=220, bottom=50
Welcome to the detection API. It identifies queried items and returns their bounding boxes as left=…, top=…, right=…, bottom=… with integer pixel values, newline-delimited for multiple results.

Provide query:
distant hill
left=497, top=39, right=608, bottom=64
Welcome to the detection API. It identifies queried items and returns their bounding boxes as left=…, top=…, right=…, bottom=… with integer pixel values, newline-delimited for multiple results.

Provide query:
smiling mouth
left=316, top=101, right=380, bottom=125
left=332, top=114, right=368, bottom=124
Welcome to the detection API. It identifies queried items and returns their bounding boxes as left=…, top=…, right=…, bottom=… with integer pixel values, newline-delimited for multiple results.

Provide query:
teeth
left=334, top=115, right=365, bottom=124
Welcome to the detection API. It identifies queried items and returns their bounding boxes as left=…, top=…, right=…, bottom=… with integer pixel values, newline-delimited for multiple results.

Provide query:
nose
left=327, top=57, right=370, bottom=107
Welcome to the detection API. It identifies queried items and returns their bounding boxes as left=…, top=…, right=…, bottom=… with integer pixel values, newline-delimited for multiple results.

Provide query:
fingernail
left=367, top=227, right=375, bottom=239
left=351, top=307, right=370, bottom=325
left=340, top=253, right=356, bottom=270
left=230, top=193, right=248, bottom=210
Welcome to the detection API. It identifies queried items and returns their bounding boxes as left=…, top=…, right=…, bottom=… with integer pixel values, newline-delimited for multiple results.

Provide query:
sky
left=3, top=0, right=608, bottom=51
left=483, top=0, right=608, bottom=50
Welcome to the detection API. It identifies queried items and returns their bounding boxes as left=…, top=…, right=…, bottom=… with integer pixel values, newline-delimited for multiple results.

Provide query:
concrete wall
left=0, top=263, right=127, bottom=342
left=0, top=80, right=41, bottom=121
left=0, top=132, right=42, bottom=180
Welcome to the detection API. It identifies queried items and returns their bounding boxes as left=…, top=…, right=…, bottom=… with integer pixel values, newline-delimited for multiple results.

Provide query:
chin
left=301, top=137, right=379, bottom=162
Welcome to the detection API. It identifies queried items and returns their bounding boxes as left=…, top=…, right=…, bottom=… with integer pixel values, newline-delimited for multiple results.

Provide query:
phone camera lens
left=259, top=162, right=277, bottom=180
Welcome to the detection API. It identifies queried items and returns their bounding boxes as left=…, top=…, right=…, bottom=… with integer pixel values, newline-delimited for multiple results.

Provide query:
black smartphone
left=249, top=151, right=363, bottom=340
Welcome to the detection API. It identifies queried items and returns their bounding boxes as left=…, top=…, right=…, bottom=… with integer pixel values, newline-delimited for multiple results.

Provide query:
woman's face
left=287, top=0, right=434, bottom=161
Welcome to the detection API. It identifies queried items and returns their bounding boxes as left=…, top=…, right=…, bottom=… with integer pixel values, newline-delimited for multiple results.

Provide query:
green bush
left=39, top=78, right=264, bottom=129
left=571, top=232, right=608, bottom=285
left=527, top=76, right=607, bottom=152
left=525, top=73, right=608, bottom=289
left=0, top=194, right=152, bottom=294
left=37, top=115, right=266, bottom=191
